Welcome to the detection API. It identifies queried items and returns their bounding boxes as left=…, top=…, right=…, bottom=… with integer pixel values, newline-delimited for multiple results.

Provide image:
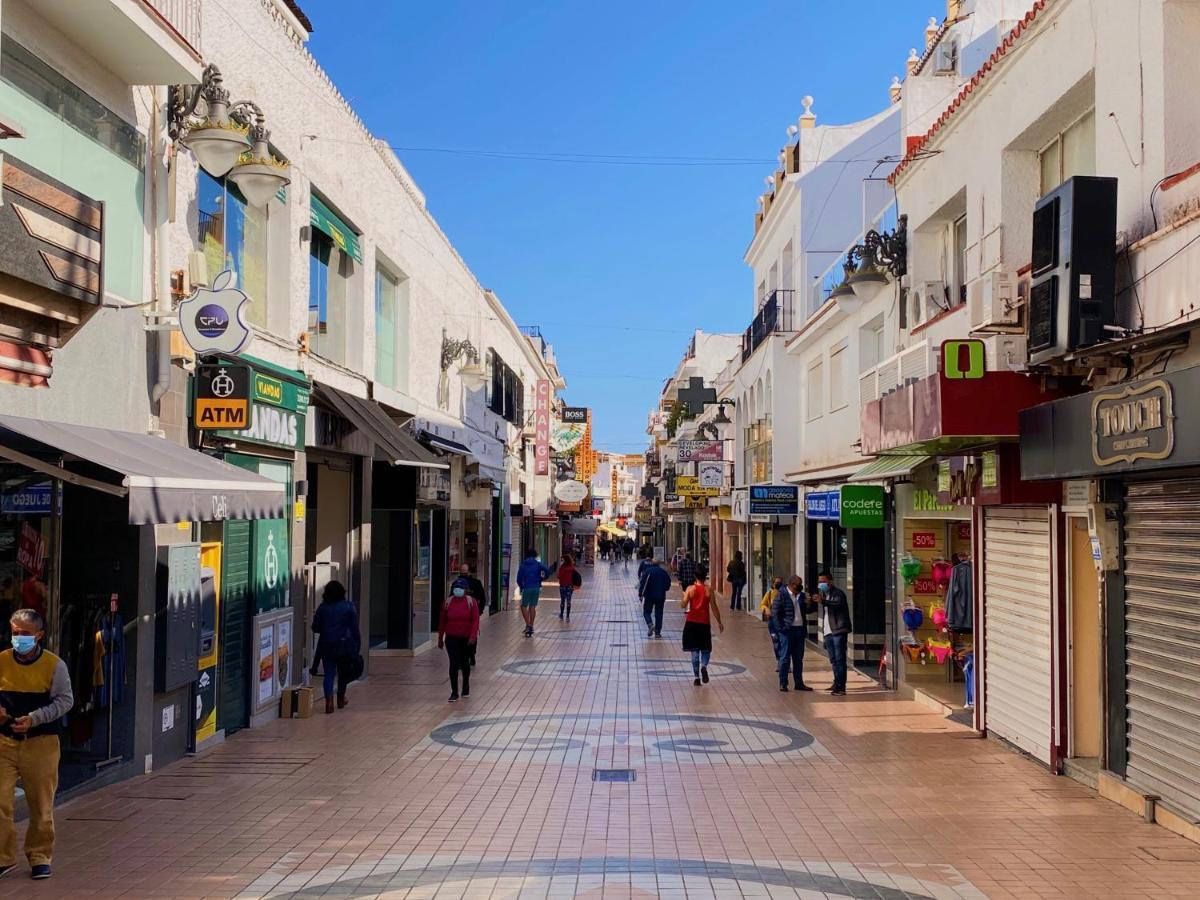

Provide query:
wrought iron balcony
left=741, top=289, right=795, bottom=362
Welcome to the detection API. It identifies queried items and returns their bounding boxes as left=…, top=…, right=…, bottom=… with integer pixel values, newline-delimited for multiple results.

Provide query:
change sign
left=194, top=364, right=251, bottom=429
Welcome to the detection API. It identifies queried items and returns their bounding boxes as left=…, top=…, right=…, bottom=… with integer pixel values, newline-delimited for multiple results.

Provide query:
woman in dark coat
left=311, top=580, right=360, bottom=714
left=726, top=550, right=747, bottom=611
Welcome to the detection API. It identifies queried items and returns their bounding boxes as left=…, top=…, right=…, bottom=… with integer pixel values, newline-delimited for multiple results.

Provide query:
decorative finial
left=799, top=95, right=816, bottom=129
left=925, top=17, right=939, bottom=49
left=907, top=47, right=920, bottom=74
left=889, top=76, right=902, bottom=104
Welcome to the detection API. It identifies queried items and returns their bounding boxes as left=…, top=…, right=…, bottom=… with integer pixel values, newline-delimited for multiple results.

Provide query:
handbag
left=338, top=653, right=365, bottom=683
left=571, top=569, right=583, bottom=588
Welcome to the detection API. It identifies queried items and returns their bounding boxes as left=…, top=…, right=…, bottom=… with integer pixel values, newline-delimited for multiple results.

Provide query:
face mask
left=11, top=635, right=36, bottom=654
left=452, top=587, right=466, bottom=598
left=818, top=583, right=830, bottom=593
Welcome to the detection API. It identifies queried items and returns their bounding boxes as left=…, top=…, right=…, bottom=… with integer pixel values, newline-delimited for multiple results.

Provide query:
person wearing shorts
left=516, top=548, right=551, bottom=637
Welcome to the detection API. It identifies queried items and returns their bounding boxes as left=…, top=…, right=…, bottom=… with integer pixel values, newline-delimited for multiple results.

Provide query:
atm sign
left=194, top=364, right=251, bottom=430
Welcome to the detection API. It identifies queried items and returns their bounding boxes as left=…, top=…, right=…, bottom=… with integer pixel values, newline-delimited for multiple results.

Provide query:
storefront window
left=199, top=171, right=268, bottom=327
left=0, top=471, right=54, bottom=645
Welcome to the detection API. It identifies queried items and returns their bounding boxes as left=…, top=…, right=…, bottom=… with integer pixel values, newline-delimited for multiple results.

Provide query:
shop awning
left=417, top=429, right=472, bottom=456
left=563, top=517, right=598, bottom=534
left=598, top=523, right=628, bottom=538
left=0, top=413, right=285, bottom=525
left=312, top=384, right=447, bottom=469
left=848, top=454, right=930, bottom=483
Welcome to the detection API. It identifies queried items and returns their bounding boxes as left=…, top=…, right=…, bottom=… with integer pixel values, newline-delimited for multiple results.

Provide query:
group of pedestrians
left=598, top=536, right=637, bottom=564
left=764, top=571, right=850, bottom=696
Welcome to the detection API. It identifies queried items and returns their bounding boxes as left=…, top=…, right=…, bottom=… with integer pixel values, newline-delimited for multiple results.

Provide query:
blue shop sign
left=805, top=490, right=841, bottom=521
left=748, top=484, right=799, bottom=516
left=2, top=483, right=51, bottom=515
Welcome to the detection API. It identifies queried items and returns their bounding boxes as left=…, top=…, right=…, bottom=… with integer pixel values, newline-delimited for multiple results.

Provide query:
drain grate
left=610, top=642, right=628, bottom=648
left=604, top=619, right=632, bottom=623
left=593, top=768, right=636, bottom=783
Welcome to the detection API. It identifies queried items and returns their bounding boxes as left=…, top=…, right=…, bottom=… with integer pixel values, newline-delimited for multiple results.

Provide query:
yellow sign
left=684, top=496, right=707, bottom=509
left=294, top=498, right=306, bottom=522
left=195, top=398, right=249, bottom=429
left=676, top=476, right=718, bottom=497
left=196, top=542, right=221, bottom=745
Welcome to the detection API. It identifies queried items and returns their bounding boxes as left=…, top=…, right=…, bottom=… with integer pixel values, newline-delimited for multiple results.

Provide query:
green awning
left=848, top=454, right=929, bottom=483
left=310, top=195, right=363, bottom=263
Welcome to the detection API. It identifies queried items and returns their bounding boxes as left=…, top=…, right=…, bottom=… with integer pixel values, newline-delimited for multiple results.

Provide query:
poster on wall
left=256, top=618, right=275, bottom=707
left=275, top=618, right=292, bottom=692
left=550, top=421, right=586, bottom=452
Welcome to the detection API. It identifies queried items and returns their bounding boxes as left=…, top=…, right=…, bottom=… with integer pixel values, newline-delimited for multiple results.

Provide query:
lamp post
left=440, top=329, right=483, bottom=387
left=168, top=64, right=289, bottom=207
left=844, top=214, right=908, bottom=305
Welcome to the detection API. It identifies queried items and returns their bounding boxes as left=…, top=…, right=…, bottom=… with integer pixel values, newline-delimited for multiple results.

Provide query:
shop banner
left=256, top=617, right=275, bottom=707
left=16, top=521, right=45, bottom=577
left=534, top=379, right=550, bottom=475
left=550, top=420, right=586, bottom=452
left=839, top=484, right=884, bottom=529
left=751, top=485, right=799, bottom=516
left=676, top=475, right=717, bottom=497
left=1, top=483, right=50, bottom=515
left=561, top=407, right=588, bottom=424
left=805, top=490, right=840, bottom=521
left=697, top=461, right=724, bottom=489
left=676, top=440, right=723, bottom=462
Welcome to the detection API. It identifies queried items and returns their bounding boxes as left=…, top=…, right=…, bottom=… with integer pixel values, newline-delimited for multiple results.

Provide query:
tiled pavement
left=25, top=563, right=1200, bottom=898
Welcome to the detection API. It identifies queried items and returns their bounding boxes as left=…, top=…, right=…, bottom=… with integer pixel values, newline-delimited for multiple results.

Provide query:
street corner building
left=0, top=0, right=566, bottom=801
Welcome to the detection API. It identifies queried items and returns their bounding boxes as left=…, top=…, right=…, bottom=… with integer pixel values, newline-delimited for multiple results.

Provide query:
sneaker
left=462, top=688, right=470, bottom=698
left=31, top=865, right=51, bottom=880
left=831, top=689, right=846, bottom=696
left=448, top=693, right=459, bottom=703
left=558, top=613, right=564, bottom=620
left=795, top=684, right=814, bottom=692
left=654, top=632, right=661, bottom=638
left=700, top=667, right=709, bottom=684
left=779, top=685, right=789, bottom=692
left=0, top=864, right=15, bottom=879
left=647, top=625, right=654, bottom=638
left=693, top=677, right=702, bottom=686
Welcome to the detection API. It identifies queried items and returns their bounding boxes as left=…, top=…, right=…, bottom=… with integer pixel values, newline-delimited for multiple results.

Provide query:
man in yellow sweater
left=0, top=608, right=73, bottom=881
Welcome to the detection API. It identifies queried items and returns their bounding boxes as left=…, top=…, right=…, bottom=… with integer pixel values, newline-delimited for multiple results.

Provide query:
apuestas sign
left=805, top=490, right=840, bottom=521
left=1091, top=378, right=1174, bottom=467
left=838, top=484, right=884, bottom=529
left=178, top=270, right=251, bottom=356
left=750, top=484, right=799, bottom=516
left=193, top=363, right=251, bottom=430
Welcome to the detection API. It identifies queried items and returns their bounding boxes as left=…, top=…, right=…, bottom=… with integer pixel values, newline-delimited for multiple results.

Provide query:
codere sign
left=194, top=363, right=251, bottom=429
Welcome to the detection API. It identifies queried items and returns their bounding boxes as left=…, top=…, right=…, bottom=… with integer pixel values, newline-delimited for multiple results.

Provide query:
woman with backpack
left=311, top=580, right=361, bottom=714
left=680, top=565, right=723, bottom=686
left=557, top=554, right=582, bottom=621
left=438, top=581, right=481, bottom=702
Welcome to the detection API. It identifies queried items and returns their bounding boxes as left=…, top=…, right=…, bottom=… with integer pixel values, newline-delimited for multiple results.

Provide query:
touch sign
left=838, top=484, right=884, bottom=529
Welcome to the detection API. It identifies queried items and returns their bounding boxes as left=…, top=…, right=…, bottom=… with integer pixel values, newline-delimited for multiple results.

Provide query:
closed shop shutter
left=219, top=518, right=252, bottom=733
left=1123, top=479, right=1200, bottom=818
left=984, top=507, right=1053, bottom=764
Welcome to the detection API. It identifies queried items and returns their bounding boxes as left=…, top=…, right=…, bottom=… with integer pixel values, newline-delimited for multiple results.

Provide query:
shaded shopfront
left=0, top=413, right=282, bottom=792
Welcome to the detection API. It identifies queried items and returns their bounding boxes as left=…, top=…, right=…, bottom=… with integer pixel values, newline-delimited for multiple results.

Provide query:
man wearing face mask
left=814, top=571, right=851, bottom=696
left=438, top=583, right=480, bottom=702
left=0, top=608, right=73, bottom=881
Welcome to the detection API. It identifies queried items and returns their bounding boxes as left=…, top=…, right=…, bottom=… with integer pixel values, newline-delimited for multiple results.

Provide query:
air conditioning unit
left=982, top=334, right=1028, bottom=372
left=967, top=271, right=1018, bottom=330
left=934, top=40, right=958, bottom=74
left=1028, top=176, right=1118, bottom=366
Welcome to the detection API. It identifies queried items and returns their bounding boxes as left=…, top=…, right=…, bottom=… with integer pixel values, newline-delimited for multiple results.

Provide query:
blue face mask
left=818, top=583, right=830, bottom=593
left=11, top=635, right=36, bottom=654
left=452, top=587, right=466, bottom=598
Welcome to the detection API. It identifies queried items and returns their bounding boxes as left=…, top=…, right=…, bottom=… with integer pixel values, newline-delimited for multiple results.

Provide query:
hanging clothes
left=946, top=560, right=974, bottom=631
left=96, top=612, right=126, bottom=707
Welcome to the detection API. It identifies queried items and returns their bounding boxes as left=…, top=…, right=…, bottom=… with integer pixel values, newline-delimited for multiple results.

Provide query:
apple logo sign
left=178, top=270, right=252, bottom=356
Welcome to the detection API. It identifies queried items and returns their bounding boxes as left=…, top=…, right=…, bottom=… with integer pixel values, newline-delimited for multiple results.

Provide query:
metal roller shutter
left=984, top=507, right=1053, bottom=764
left=1123, top=479, right=1200, bottom=818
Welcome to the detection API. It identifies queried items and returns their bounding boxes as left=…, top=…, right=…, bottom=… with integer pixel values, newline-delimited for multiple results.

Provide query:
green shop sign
left=310, top=195, right=363, bottom=263
left=839, top=484, right=885, bottom=529
left=214, top=356, right=309, bottom=450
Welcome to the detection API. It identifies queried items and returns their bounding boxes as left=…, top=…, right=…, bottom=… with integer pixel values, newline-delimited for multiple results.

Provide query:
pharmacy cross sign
left=677, top=377, right=717, bottom=416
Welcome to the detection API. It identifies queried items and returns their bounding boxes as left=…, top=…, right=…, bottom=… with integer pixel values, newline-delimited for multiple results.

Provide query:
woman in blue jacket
left=311, top=581, right=360, bottom=714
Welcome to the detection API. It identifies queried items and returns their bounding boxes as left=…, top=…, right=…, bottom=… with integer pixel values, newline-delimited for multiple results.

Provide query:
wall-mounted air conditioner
left=982, top=334, right=1028, bottom=372
left=967, top=271, right=1018, bottom=330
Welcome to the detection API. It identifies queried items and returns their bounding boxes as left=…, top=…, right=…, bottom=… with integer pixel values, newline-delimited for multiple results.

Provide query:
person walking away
left=454, top=564, right=487, bottom=666
left=0, top=609, right=72, bottom=880
left=814, top=570, right=852, bottom=695
left=762, top=576, right=783, bottom=659
left=516, top=548, right=551, bottom=637
left=681, top=566, right=723, bottom=686
left=640, top=558, right=672, bottom=638
left=438, top=583, right=481, bottom=702
left=311, top=581, right=360, bottom=713
left=726, top=551, right=747, bottom=611
left=557, top=554, right=581, bottom=621
left=771, top=576, right=813, bottom=692
left=677, top=550, right=697, bottom=591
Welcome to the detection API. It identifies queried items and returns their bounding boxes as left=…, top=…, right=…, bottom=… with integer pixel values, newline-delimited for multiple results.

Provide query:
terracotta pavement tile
left=14, top=563, right=1200, bottom=898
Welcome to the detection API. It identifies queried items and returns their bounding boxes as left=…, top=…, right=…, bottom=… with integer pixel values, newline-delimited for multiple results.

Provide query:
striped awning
left=847, top=454, right=929, bottom=483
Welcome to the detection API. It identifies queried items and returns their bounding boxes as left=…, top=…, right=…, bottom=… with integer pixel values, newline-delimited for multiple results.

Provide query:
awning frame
left=0, top=441, right=125, bottom=497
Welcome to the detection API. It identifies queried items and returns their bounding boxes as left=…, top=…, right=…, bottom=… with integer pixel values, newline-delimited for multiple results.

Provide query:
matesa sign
left=534, top=379, right=551, bottom=475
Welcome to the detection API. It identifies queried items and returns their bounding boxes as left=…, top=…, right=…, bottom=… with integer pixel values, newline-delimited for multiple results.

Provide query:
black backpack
left=571, top=569, right=583, bottom=588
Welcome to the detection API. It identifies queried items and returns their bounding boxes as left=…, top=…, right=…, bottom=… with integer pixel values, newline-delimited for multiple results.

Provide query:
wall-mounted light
left=168, top=64, right=289, bottom=208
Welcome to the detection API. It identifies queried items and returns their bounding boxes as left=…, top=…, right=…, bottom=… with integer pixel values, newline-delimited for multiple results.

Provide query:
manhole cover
left=593, top=768, right=636, bottom=783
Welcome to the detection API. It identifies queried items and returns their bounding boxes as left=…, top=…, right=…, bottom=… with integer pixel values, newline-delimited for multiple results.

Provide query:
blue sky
left=308, top=1, right=927, bottom=451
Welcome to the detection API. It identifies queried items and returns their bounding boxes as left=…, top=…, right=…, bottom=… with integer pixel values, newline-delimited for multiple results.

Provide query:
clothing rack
left=95, top=594, right=120, bottom=771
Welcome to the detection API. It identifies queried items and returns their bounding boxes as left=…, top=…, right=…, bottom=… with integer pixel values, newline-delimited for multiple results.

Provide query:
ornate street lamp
left=440, top=329, right=483, bottom=387
left=829, top=257, right=863, bottom=314
left=169, top=64, right=289, bottom=207
left=847, top=215, right=908, bottom=304
left=711, top=399, right=735, bottom=425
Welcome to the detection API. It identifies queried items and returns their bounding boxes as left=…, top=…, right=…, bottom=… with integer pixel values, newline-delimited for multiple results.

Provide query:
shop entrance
left=1068, top=516, right=1101, bottom=761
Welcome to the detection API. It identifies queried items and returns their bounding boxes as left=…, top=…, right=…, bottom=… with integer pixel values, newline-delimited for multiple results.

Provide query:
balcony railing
left=146, top=0, right=202, bottom=54
left=741, top=289, right=795, bottom=362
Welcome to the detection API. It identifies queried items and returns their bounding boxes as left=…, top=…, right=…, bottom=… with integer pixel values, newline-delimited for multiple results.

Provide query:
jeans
left=690, top=650, right=711, bottom=676
left=445, top=635, right=471, bottom=695
left=729, top=580, right=745, bottom=610
left=559, top=585, right=574, bottom=618
left=320, top=651, right=349, bottom=700
left=824, top=632, right=849, bottom=692
left=642, top=596, right=665, bottom=634
left=777, top=626, right=808, bottom=687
